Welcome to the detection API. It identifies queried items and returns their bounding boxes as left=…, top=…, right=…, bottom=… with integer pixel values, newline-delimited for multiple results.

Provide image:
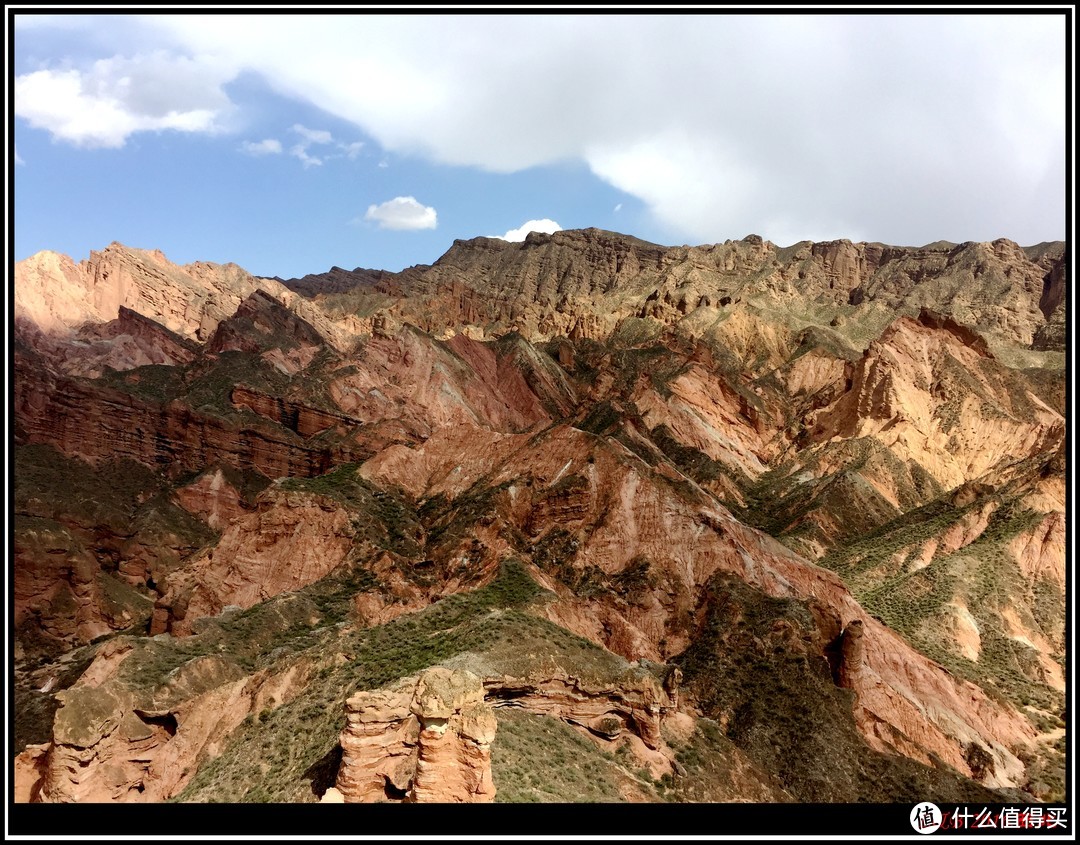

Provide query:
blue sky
left=13, top=12, right=1067, bottom=279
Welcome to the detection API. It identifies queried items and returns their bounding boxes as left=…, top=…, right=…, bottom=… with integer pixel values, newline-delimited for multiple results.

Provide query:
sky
left=11, top=11, right=1068, bottom=279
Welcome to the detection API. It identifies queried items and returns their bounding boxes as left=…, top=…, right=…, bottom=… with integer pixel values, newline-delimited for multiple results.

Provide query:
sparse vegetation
left=174, top=559, right=563, bottom=802
left=13, top=232, right=1066, bottom=811
left=491, top=709, right=625, bottom=802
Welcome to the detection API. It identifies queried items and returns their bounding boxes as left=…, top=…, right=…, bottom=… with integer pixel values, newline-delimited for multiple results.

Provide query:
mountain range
left=12, top=229, right=1066, bottom=816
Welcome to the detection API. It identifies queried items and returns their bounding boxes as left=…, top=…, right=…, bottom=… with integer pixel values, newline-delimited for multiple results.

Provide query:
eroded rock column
left=336, top=668, right=496, bottom=803
left=838, top=619, right=865, bottom=689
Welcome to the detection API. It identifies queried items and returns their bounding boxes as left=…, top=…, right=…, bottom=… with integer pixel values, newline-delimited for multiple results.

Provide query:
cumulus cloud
left=19, top=15, right=1066, bottom=244
left=286, top=123, right=329, bottom=166
left=284, top=124, right=362, bottom=166
left=292, top=123, right=333, bottom=145
left=240, top=138, right=282, bottom=155
left=363, top=196, right=437, bottom=230
left=155, top=14, right=1064, bottom=244
left=14, top=51, right=234, bottom=148
left=495, top=219, right=562, bottom=242
left=290, top=144, right=322, bottom=168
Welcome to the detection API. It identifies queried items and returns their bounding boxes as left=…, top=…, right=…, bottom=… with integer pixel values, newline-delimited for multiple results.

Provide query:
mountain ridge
left=12, top=230, right=1066, bottom=808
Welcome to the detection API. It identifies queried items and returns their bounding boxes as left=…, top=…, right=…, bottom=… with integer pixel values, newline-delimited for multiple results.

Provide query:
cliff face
left=335, top=668, right=497, bottom=803
left=15, top=244, right=279, bottom=341
left=286, top=229, right=1064, bottom=348
left=15, top=640, right=313, bottom=803
left=13, top=231, right=1066, bottom=807
left=15, top=244, right=357, bottom=357
left=14, top=359, right=365, bottom=480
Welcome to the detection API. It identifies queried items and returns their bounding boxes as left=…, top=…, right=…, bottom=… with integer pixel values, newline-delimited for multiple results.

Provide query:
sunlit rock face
left=336, top=668, right=497, bottom=803
left=13, top=232, right=1065, bottom=805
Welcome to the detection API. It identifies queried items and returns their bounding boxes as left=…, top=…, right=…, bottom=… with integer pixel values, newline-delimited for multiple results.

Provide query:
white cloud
left=21, top=16, right=1067, bottom=245
left=290, top=144, right=322, bottom=168
left=292, top=123, right=333, bottom=145
left=378, top=160, right=389, bottom=169
left=363, top=196, right=437, bottom=230
left=240, top=138, right=282, bottom=155
left=15, top=148, right=25, bottom=165
left=286, top=125, right=325, bottom=167
left=587, top=130, right=757, bottom=244
left=15, top=51, right=234, bottom=148
left=288, top=123, right=365, bottom=166
left=340, top=140, right=364, bottom=159
left=495, top=219, right=562, bottom=242
left=613, top=203, right=622, bottom=213
left=160, top=14, right=1063, bottom=244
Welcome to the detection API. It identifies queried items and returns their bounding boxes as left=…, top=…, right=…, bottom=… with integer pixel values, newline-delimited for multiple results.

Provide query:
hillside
left=12, top=230, right=1066, bottom=817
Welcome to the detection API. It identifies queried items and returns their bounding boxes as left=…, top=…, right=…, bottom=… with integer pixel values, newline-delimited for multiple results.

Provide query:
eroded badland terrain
left=12, top=229, right=1066, bottom=806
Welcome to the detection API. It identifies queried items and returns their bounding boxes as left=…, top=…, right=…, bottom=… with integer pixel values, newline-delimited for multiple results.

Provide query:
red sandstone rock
left=13, top=231, right=1065, bottom=803
left=336, top=668, right=496, bottom=803
left=360, top=421, right=1038, bottom=785
left=15, top=355, right=364, bottom=480
left=20, top=642, right=312, bottom=803
left=174, top=468, right=251, bottom=533
left=155, top=488, right=355, bottom=636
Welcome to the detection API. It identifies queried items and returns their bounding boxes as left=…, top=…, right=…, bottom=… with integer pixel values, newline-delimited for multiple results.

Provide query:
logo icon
left=911, top=802, right=942, bottom=834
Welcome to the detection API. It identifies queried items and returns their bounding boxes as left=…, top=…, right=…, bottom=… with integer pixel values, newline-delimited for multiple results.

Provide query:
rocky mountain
left=12, top=231, right=1066, bottom=815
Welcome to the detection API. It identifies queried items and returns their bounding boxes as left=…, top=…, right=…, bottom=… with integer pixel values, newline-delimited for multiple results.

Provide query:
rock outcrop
left=283, top=229, right=1064, bottom=348
left=485, top=666, right=678, bottom=751
left=13, top=230, right=1065, bottom=807
left=15, top=307, right=199, bottom=380
left=13, top=445, right=215, bottom=659
left=153, top=488, right=358, bottom=636
left=230, top=386, right=363, bottom=438
left=14, top=641, right=311, bottom=803
left=14, top=352, right=366, bottom=480
left=16, top=244, right=273, bottom=341
left=336, top=668, right=497, bottom=803
left=14, top=516, right=155, bottom=652
left=14, top=243, right=351, bottom=348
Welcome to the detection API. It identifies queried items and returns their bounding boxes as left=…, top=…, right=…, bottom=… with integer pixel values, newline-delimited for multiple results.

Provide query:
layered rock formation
left=14, top=639, right=312, bottom=803
left=154, top=488, right=359, bottom=636
left=15, top=242, right=350, bottom=349
left=15, top=341, right=367, bottom=481
left=333, top=662, right=687, bottom=804
left=485, top=665, right=679, bottom=756
left=336, top=668, right=497, bottom=803
left=291, top=229, right=1064, bottom=348
left=13, top=231, right=1067, bottom=807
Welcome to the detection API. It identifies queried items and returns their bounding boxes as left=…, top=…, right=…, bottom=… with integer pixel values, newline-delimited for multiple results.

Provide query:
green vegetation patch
left=418, top=481, right=510, bottom=562
left=822, top=478, right=1063, bottom=719
left=183, top=351, right=294, bottom=418
left=174, top=559, right=557, bottom=803
left=96, top=363, right=187, bottom=403
left=15, top=444, right=161, bottom=529
left=491, top=708, right=625, bottom=803
left=530, top=530, right=660, bottom=608
left=649, top=424, right=752, bottom=494
left=607, top=317, right=665, bottom=349
left=677, top=573, right=1008, bottom=804
left=280, top=465, right=423, bottom=559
